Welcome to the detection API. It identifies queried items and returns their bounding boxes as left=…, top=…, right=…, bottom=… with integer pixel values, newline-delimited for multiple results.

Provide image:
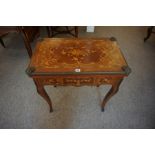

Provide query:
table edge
left=26, top=66, right=131, bottom=77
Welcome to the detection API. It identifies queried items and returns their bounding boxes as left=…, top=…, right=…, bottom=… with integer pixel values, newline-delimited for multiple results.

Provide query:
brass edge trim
left=27, top=71, right=128, bottom=76
left=25, top=67, right=36, bottom=77
left=122, top=66, right=131, bottom=75
left=110, top=37, right=117, bottom=41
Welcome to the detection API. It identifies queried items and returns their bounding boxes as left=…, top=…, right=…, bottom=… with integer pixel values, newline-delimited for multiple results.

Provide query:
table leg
left=0, top=38, right=5, bottom=48
left=46, top=26, right=51, bottom=37
left=144, top=26, right=154, bottom=42
left=101, top=79, right=123, bottom=112
left=75, top=26, right=78, bottom=37
left=34, top=80, right=53, bottom=112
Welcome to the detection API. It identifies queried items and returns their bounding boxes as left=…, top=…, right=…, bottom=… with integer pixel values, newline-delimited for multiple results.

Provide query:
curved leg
left=18, top=26, right=32, bottom=58
left=34, top=80, right=53, bottom=112
left=75, top=26, right=78, bottom=38
left=66, top=26, right=70, bottom=33
left=23, top=37, right=32, bottom=58
left=144, top=26, right=154, bottom=42
left=0, top=38, right=5, bottom=48
left=101, top=79, right=123, bottom=112
left=51, top=27, right=55, bottom=37
left=46, top=26, right=51, bottom=37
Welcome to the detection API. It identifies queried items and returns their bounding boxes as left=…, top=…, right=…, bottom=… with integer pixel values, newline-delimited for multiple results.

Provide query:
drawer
left=41, top=78, right=61, bottom=85
left=97, top=77, right=113, bottom=85
left=38, top=77, right=94, bottom=86
left=36, top=76, right=118, bottom=86
left=63, top=78, right=93, bottom=86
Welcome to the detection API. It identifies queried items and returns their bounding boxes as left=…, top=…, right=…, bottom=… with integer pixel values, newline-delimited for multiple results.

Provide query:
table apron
left=33, top=75, right=124, bottom=86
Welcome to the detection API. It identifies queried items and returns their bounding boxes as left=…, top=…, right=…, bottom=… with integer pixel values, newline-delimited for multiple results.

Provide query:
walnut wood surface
left=26, top=38, right=131, bottom=112
left=29, top=38, right=128, bottom=74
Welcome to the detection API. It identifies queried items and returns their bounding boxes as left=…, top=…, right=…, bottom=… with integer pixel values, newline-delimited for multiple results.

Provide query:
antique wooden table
left=26, top=38, right=131, bottom=112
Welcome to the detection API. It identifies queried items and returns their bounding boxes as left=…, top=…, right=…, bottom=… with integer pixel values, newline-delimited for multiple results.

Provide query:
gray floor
left=0, top=26, right=155, bottom=129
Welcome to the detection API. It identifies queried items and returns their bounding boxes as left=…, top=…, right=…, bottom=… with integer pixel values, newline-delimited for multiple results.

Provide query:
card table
left=26, top=38, right=131, bottom=112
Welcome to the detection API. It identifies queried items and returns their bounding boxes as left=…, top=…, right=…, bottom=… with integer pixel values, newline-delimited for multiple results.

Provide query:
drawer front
left=41, top=78, right=61, bottom=85
left=40, top=77, right=94, bottom=86
left=97, top=77, right=113, bottom=85
left=63, top=78, right=93, bottom=86
left=36, top=76, right=119, bottom=86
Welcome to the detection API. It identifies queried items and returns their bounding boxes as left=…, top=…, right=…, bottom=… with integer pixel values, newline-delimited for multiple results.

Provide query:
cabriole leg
left=101, top=79, right=123, bottom=112
left=34, top=80, right=53, bottom=112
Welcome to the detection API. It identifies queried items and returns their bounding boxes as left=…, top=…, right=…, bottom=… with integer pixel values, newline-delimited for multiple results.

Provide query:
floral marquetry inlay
left=30, top=38, right=127, bottom=73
